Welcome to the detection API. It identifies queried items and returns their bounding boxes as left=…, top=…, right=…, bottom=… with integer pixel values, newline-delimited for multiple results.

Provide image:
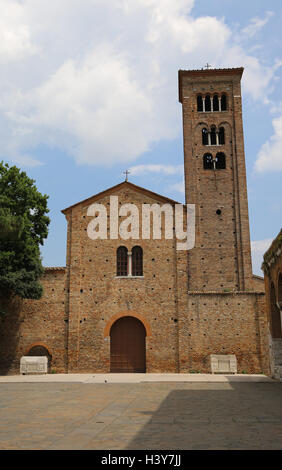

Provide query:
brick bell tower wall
left=177, top=68, right=269, bottom=374
left=178, top=68, right=253, bottom=292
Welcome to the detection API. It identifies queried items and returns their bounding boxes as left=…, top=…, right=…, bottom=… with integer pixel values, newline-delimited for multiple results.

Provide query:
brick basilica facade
left=0, top=68, right=271, bottom=375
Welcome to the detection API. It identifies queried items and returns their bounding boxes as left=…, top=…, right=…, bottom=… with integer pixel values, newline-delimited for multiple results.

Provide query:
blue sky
left=1, top=0, right=281, bottom=275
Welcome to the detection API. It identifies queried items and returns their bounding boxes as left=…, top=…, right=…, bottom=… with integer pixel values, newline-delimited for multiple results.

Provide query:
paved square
left=0, top=379, right=281, bottom=450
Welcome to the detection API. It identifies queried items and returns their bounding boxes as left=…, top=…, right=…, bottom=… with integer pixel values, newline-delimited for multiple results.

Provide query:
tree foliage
left=0, top=161, right=50, bottom=300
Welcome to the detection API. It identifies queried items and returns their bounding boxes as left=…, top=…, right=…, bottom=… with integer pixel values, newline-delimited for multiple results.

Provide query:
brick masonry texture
left=262, top=230, right=282, bottom=378
left=263, top=229, right=282, bottom=333
left=0, top=68, right=270, bottom=375
left=264, top=248, right=282, bottom=338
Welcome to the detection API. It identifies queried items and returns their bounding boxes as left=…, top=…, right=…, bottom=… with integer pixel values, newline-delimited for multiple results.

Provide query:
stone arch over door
left=25, top=343, right=52, bottom=372
left=104, top=311, right=152, bottom=338
left=110, top=316, right=146, bottom=373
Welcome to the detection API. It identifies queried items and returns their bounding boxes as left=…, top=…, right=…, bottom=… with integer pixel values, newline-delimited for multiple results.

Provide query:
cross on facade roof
left=123, top=170, right=130, bottom=182
left=205, top=63, right=212, bottom=69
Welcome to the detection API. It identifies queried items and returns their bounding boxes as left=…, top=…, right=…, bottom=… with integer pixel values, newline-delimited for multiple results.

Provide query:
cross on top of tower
left=205, top=63, right=212, bottom=70
left=123, top=170, right=130, bottom=182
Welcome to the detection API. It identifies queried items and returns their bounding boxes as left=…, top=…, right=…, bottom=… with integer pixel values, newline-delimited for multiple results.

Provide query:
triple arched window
left=203, top=152, right=226, bottom=170
left=116, top=246, right=143, bottom=277
left=202, top=126, right=225, bottom=146
left=197, top=94, right=227, bottom=112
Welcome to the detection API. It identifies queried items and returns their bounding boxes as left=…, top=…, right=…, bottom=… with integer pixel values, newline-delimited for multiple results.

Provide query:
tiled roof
left=179, top=67, right=244, bottom=73
left=44, top=266, right=66, bottom=271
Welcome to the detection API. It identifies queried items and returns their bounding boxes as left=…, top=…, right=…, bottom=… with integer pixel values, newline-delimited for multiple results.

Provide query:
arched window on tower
left=202, top=128, right=209, bottom=145
left=210, top=125, right=217, bottom=145
left=132, top=246, right=143, bottom=276
left=117, top=246, right=128, bottom=276
left=218, top=127, right=225, bottom=145
left=215, top=152, right=226, bottom=169
left=203, top=153, right=213, bottom=169
left=205, top=95, right=211, bottom=112
left=197, top=95, right=203, bottom=112
left=213, top=94, right=219, bottom=111
left=221, top=94, right=227, bottom=111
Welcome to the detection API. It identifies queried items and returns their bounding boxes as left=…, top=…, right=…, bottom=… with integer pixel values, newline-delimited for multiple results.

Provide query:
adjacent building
left=262, top=229, right=282, bottom=380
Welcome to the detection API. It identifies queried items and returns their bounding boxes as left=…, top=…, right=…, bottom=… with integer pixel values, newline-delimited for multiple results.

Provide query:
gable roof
left=61, top=180, right=183, bottom=214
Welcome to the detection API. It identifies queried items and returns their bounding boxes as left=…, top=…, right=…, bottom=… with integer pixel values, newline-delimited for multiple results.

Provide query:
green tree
left=0, top=161, right=50, bottom=303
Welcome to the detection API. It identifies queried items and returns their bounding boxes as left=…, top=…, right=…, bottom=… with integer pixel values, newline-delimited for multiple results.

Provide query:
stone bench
left=210, top=354, right=237, bottom=374
left=20, top=356, right=48, bottom=375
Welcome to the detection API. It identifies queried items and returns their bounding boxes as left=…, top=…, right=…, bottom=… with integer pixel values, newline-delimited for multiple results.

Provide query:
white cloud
left=11, top=154, right=43, bottom=167
left=0, top=0, right=280, bottom=167
left=270, top=101, right=282, bottom=115
left=241, top=11, right=274, bottom=38
left=129, top=164, right=183, bottom=176
left=0, top=0, right=38, bottom=63
left=251, top=238, right=273, bottom=275
left=255, top=116, right=282, bottom=172
left=251, top=238, right=273, bottom=252
left=10, top=46, right=160, bottom=165
left=169, top=180, right=185, bottom=194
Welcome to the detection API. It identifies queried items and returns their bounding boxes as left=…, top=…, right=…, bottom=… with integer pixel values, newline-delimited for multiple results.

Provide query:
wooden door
left=110, top=316, right=146, bottom=372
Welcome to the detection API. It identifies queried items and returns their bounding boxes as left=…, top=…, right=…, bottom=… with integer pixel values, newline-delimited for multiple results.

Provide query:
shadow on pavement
left=125, top=382, right=282, bottom=450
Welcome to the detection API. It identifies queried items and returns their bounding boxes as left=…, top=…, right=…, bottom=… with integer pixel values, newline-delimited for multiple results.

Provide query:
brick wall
left=179, top=292, right=269, bottom=374
left=63, top=185, right=185, bottom=373
left=0, top=268, right=67, bottom=374
left=0, top=183, right=270, bottom=375
left=0, top=68, right=271, bottom=376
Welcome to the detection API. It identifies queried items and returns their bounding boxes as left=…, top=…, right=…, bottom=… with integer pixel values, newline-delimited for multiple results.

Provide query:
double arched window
left=215, top=152, right=226, bottom=169
left=202, top=126, right=225, bottom=146
left=117, top=246, right=128, bottom=276
left=132, top=246, right=143, bottom=276
left=203, top=152, right=226, bottom=170
left=197, top=93, right=227, bottom=112
left=203, top=153, right=213, bottom=169
left=116, top=246, right=143, bottom=277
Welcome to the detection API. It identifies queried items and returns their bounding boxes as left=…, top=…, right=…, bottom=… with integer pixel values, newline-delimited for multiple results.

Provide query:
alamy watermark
left=87, top=196, right=195, bottom=251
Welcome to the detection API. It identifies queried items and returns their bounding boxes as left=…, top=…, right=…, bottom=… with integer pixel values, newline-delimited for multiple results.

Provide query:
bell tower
left=178, top=67, right=253, bottom=292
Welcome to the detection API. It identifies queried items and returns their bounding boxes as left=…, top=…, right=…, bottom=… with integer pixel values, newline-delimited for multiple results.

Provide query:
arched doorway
left=278, top=273, right=282, bottom=305
left=270, top=282, right=282, bottom=338
left=27, top=345, right=52, bottom=372
left=110, top=316, right=146, bottom=372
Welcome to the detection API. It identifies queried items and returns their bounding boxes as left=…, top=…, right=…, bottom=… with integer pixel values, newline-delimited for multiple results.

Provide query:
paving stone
left=0, top=381, right=281, bottom=449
